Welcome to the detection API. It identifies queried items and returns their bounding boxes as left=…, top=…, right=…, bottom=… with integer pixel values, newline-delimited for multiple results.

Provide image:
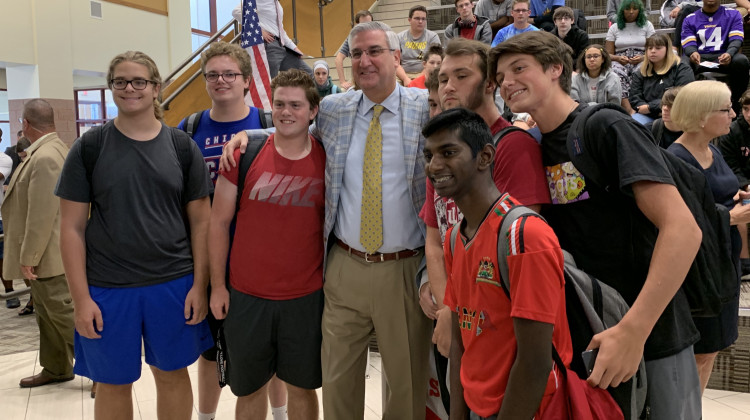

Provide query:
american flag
left=241, top=0, right=272, bottom=109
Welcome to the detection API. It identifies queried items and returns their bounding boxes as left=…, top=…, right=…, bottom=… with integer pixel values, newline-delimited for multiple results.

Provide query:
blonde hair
left=671, top=81, right=730, bottom=133
left=107, top=51, right=164, bottom=121
left=641, top=34, right=680, bottom=77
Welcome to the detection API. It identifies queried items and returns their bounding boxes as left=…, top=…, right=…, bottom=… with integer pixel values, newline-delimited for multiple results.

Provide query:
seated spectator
left=475, top=0, right=514, bottom=37
left=668, top=80, right=749, bottom=395
left=630, top=34, right=694, bottom=126
left=571, top=45, right=623, bottom=105
left=398, top=6, right=442, bottom=79
left=608, top=0, right=651, bottom=24
left=718, top=88, right=750, bottom=278
left=426, top=68, right=442, bottom=118
left=735, top=0, right=750, bottom=24
left=335, top=10, right=372, bottom=90
left=408, top=44, right=443, bottom=89
left=444, top=0, right=493, bottom=45
left=530, top=0, right=564, bottom=31
left=661, top=0, right=699, bottom=28
left=651, top=86, right=684, bottom=149
left=681, top=0, right=749, bottom=115
left=606, top=0, right=655, bottom=113
left=551, top=6, right=589, bottom=71
left=491, top=0, right=539, bottom=47
left=313, top=60, right=341, bottom=98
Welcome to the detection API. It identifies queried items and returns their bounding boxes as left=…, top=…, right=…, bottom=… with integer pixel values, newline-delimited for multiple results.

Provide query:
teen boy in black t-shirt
left=489, top=31, right=703, bottom=419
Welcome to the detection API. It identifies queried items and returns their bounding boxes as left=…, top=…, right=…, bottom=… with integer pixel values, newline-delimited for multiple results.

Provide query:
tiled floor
left=4, top=278, right=750, bottom=419
left=0, top=348, right=750, bottom=419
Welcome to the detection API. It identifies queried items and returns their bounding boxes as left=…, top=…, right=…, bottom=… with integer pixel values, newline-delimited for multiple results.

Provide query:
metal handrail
left=162, top=33, right=241, bottom=109
left=163, top=19, right=239, bottom=84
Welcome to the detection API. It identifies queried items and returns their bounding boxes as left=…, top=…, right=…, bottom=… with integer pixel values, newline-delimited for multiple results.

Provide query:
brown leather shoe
left=19, top=373, right=74, bottom=388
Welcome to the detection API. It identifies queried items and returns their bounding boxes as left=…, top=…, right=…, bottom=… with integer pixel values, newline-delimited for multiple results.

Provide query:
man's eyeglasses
left=351, top=47, right=394, bottom=61
left=586, top=54, right=602, bottom=60
left=204, top=72, right=243, bottom=83
left=110, top=79, right=157, bottom=90
left=512, top=8, right=529, bottom=13
left=411, top=17, right=427, bottom=21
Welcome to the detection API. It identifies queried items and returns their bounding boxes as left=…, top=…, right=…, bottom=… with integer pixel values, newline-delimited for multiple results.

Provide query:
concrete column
left=6, top=0, right=76, bottom=145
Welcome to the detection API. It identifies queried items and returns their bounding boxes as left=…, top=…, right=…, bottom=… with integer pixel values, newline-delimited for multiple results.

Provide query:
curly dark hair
left=577, top=44, right=612, bottom=76
left=617, top=0, right=647, bottom=29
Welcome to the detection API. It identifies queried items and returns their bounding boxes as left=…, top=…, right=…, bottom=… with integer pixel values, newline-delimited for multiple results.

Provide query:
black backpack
left=448, top=203, right=645, bottom=420
left=567, top=103, right=738, bottom=318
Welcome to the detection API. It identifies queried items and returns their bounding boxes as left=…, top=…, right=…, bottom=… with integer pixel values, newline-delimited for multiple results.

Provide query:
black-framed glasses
left=714, top=108, right=733, bottom=114
left=586, top=54, right=602, bottom=59
left=351, top=46, right=394, bottom=60
left=110, top=79, right=157, bottom=90
left=205, top=72, right=243, bottom=83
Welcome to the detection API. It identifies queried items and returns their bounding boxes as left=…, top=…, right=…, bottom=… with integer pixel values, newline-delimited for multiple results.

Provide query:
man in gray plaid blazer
left=222, top=21, right=433, bottom=420
left=312, top=21, right=432, bottom=420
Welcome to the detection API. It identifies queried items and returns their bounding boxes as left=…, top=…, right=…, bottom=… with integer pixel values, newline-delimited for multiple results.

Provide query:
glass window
left=216, top=0, right=238, bottom=25
left=191, top=0, right=212, bottom=33
left=75, top=89, right=114, bottom=137
left=192, top=33, right=210, bottom=54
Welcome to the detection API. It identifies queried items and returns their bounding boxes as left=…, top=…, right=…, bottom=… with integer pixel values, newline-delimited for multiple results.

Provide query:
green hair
left=617, top=0, right=647, bottom=30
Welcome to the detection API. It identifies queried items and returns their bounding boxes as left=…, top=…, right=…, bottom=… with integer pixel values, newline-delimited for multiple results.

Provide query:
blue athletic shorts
left=73, top=274, right=213, bottom=385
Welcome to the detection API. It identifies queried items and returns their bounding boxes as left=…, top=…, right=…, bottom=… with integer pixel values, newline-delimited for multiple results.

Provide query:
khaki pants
left=321, top=244, right=432, bottom=420
left=30, top=274, right=75, bottom=379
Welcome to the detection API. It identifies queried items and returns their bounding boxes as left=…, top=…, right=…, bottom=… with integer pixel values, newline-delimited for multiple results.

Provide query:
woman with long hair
left=669, top=80, right=750, bottom=394
left=605, top=0, right=655, bottom=113
left=571, top=44, right=623, bottom=105
left=630, top=33, right=694, bottom=126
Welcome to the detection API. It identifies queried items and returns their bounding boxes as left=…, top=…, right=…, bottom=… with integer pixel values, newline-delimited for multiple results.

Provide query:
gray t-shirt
left=338, top=38, right=350, bottom=57
left=55, top=121, right=212, bottom=288
left=398, top=29, right=441, bottom=73
left=475, top=0, right=513, bottom=21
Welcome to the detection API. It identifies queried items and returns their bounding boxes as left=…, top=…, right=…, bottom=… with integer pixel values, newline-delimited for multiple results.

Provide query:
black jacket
left=552, top=26, right=589, bottom=70
left=718, top=116, right=750, bottom=188
left=629, top=61, right=694, bottom=119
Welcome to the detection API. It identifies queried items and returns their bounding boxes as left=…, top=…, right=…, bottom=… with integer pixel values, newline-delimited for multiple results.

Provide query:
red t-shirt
left=219, top=134, right=325, bottom=299
left=408, top=74, right=427, bottom=89
left=443, top=194, right=572, bottom=417
left=418, top=117, right=550, bottom=241
left=459, top=23, right=477, bottom=41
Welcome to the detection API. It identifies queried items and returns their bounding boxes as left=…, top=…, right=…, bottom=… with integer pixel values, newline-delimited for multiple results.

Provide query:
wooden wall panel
left=280, top=0, right=374, bottom=58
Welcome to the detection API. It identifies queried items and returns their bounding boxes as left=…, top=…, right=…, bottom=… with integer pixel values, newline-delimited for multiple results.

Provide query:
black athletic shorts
left=223, top=288, right=323, bottom=396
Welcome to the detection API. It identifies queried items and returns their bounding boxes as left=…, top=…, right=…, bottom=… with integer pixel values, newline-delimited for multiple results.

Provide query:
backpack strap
left=258, top=109, right=273, bottom=129
left=169, top=128, right=195, bottom=205
left=448, top=223, right=460, bottom=256
left=492, top=125, right=525, bottom=148
left=80, top=124, right=106, bottom=201
left=495, top=204, right=547, bottom=298
left=566, top=103, right=629, bottom=191
left=183, top=110, right=204, bottom=138
left=494, top=203, right=567, bottom=376
left=235, top=134, right=268, bottom=212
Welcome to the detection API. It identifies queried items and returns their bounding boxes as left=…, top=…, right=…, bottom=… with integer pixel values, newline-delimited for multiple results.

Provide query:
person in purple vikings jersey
left=680, top=0, right=749, bottom=115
